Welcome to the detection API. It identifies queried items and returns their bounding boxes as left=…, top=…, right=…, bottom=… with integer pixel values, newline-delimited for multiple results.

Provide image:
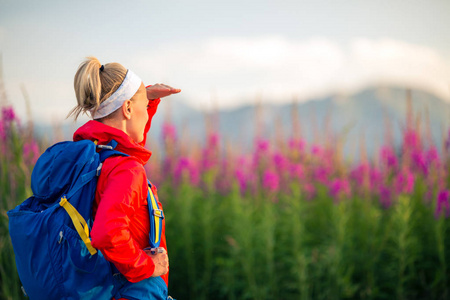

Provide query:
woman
left=70, top=56, right=180, bottom=299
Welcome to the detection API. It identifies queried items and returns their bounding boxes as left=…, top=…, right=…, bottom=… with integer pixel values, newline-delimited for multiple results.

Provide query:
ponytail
left=69, top=57, right=127, bottom=120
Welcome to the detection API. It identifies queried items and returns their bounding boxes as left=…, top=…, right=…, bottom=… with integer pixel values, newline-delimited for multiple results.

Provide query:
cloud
left=9, top=36, right=450, bottom=124
left=347, top=38, right=450, bottom=98
left=132, top=37, right=450, bottom=110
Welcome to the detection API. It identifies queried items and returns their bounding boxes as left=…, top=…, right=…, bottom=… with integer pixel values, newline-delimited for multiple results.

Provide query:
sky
left=1, top=0, right=450, bottom=123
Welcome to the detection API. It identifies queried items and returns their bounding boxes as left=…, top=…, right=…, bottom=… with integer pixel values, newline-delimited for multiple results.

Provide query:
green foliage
left=162, top=180, right=450, bottom=300
left=0, top=121, right=32, bottom=300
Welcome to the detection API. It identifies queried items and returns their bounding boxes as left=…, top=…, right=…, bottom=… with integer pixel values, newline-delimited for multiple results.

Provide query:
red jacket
left=73, top=98, right=169, bottom=286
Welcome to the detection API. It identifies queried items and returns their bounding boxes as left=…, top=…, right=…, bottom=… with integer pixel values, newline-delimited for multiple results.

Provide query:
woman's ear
left=122, top=100, right=132, bottom=120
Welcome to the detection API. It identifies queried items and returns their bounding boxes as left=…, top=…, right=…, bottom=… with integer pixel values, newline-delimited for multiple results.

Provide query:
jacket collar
left=73, top=120, right=152, bottom=165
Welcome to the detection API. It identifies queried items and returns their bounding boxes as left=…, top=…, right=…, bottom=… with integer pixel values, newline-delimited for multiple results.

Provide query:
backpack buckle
left=152, top=209, right=164, bottom=219
left=146, top=247, right=165, bottom=255
left=96, top=145, right=113, bottom=150
left=96, top=163, right=103, bottom=176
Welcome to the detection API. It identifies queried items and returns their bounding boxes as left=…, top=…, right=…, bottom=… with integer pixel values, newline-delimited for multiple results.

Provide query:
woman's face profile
left=127, top=83, right=149, bottom=143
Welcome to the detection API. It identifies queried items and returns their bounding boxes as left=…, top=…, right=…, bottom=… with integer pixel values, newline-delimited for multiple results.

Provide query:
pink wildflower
left=350, top=163, right=370, bottom=186
left=379, top=185, right=391, bottom=208
left=426, top=147, right=441, bottom=168
left=380, top=146, right=398, bottom=169
left=262, top=170, right=279, bottom=193
left=2, top=106, right=16, bottom=123
left=0, top=121, right=5, bottom=141
left=273, top=152, right=288, bottom=172
left=289, top=163, right=304, bottom=179
left=207, top=133, right=220, bottom=148
left=255, top=138, right=270, bottom=153
left=313, top=166, right=331, bottom=184
left=162, top=122, right=177, bottom=142
left=311, top=145, right=323, bottom=156
left=403, top=129, right=421, bottom=150
left=329, top=178, right=351, bottom=200
left=235, top=169, right=247, bottom=193
left=411, top=149, right=428, bottom=175
left=435, top=190, right=450, bottom=219
left=288, top=138, right=305, bottom=152
left=394, top=169, right=415, bottom=195
left=369, top=167, right=382, bottom=189
left=446, top=130, right=450, bottom=151
left=23, top=140, right=40, bottom=165
left=200, top=133, right=221, bottom=170
left=174, top=157, right=199, bottom=185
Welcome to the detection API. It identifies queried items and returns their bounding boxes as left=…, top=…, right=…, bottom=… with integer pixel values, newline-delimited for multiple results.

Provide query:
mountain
left=148, top=86, right=450, bottom=157
left=35, top=86, right=450, bottom=158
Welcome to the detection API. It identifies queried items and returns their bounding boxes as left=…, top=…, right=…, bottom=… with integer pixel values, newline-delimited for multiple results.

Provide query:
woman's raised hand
left=146, top=84, right=181, bottom=100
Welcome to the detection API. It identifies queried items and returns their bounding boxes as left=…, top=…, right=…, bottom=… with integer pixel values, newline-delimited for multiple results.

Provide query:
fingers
left=161, top=84, right=181, bottom=93
left=146, top=83, right=181, bottom=99
left=152, top=83, right=181, bottom=93
left=157, top=253, right=169, bottom=275
left=148, top=249, right=169, bottom=277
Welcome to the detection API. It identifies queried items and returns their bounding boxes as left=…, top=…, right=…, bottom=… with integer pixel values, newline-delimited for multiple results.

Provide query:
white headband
left=92, top=69, right=142, bottom=119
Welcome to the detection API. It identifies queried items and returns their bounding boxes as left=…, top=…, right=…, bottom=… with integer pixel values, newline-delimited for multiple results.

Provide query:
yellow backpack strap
left=59, top=196, right=97, bottom=255
left=148, top=186, right=161, bottom=244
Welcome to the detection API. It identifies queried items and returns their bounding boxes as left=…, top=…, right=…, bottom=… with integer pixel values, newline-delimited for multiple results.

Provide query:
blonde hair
left=69, top=56, right=127, bottom=120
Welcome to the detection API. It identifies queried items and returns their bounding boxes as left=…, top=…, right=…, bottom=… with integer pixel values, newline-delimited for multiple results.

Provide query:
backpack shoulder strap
left=146, top=180, right=164, bottom=253
left=97, top=139, right=129, bottom=163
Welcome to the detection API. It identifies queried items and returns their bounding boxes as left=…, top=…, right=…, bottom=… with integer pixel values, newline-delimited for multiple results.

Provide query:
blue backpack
left=7, top=139, right=164, bottom=299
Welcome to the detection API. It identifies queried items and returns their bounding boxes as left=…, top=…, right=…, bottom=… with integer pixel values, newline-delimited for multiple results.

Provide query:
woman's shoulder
left=101, top=155, right=147, bottom=178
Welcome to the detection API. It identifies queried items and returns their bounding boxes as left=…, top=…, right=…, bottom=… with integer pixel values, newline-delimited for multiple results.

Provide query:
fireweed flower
left=289, top=163, right=305, bottom=180
left=2, top=106, right=16, bottom=124
left=262, top=170, right=280, bottom=193
left=201, top=133, right=220, bottom=171
left=411, top=149, right=428, bottom=175
left=313, top=166, right=331, bottom=185
left=379, top=185, right=392, bottom=208
left=253, top=138, right=271, bottom=169
left=1, top=106, right=17, bottom=142
left=174, top=157, right=200, bottom=185
left=234, top=155, right=251, bottom=193
left=162, top=122, right=177, bottom=142
left=288, top=138, right=306, bottom=152
left=256, top=138, right=270, bottom=153
left=208, top=132, right=220, bottom=148
left=329, top=178, right=351, bottom=201
left=394, top=168, right=415, bottom=195
left=273, top=152, right=289, bottom=173
left=369, top=167, right=383, bottom=190
left=0, top=121, right=5, bottom=141
left=23, top=140, right=40, bottom=165
left=311, top=144, right=323, bottom=156
left=426, top=147, right=441, bottom=168
left=235, top=169, right=247, bottom=193
left=403, top=129, right=421, bottom=151
left=435, top=190, right=450, bottom=218
left=350, top=163, right=370, bottom=187
left=215, top=158, right=233, bottom=194
left=446, top=129, right=450, bottom=151
left=380, top=146, right=398, bottom=170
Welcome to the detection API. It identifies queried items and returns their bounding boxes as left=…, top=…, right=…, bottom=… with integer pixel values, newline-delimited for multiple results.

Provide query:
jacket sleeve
left=91, top=158, right=155, bottom=283
left=140, top=85, right=161, bottom=146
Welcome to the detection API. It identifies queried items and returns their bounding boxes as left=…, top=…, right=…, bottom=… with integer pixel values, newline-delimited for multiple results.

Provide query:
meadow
left=1, top=99, right=449, bottom=300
